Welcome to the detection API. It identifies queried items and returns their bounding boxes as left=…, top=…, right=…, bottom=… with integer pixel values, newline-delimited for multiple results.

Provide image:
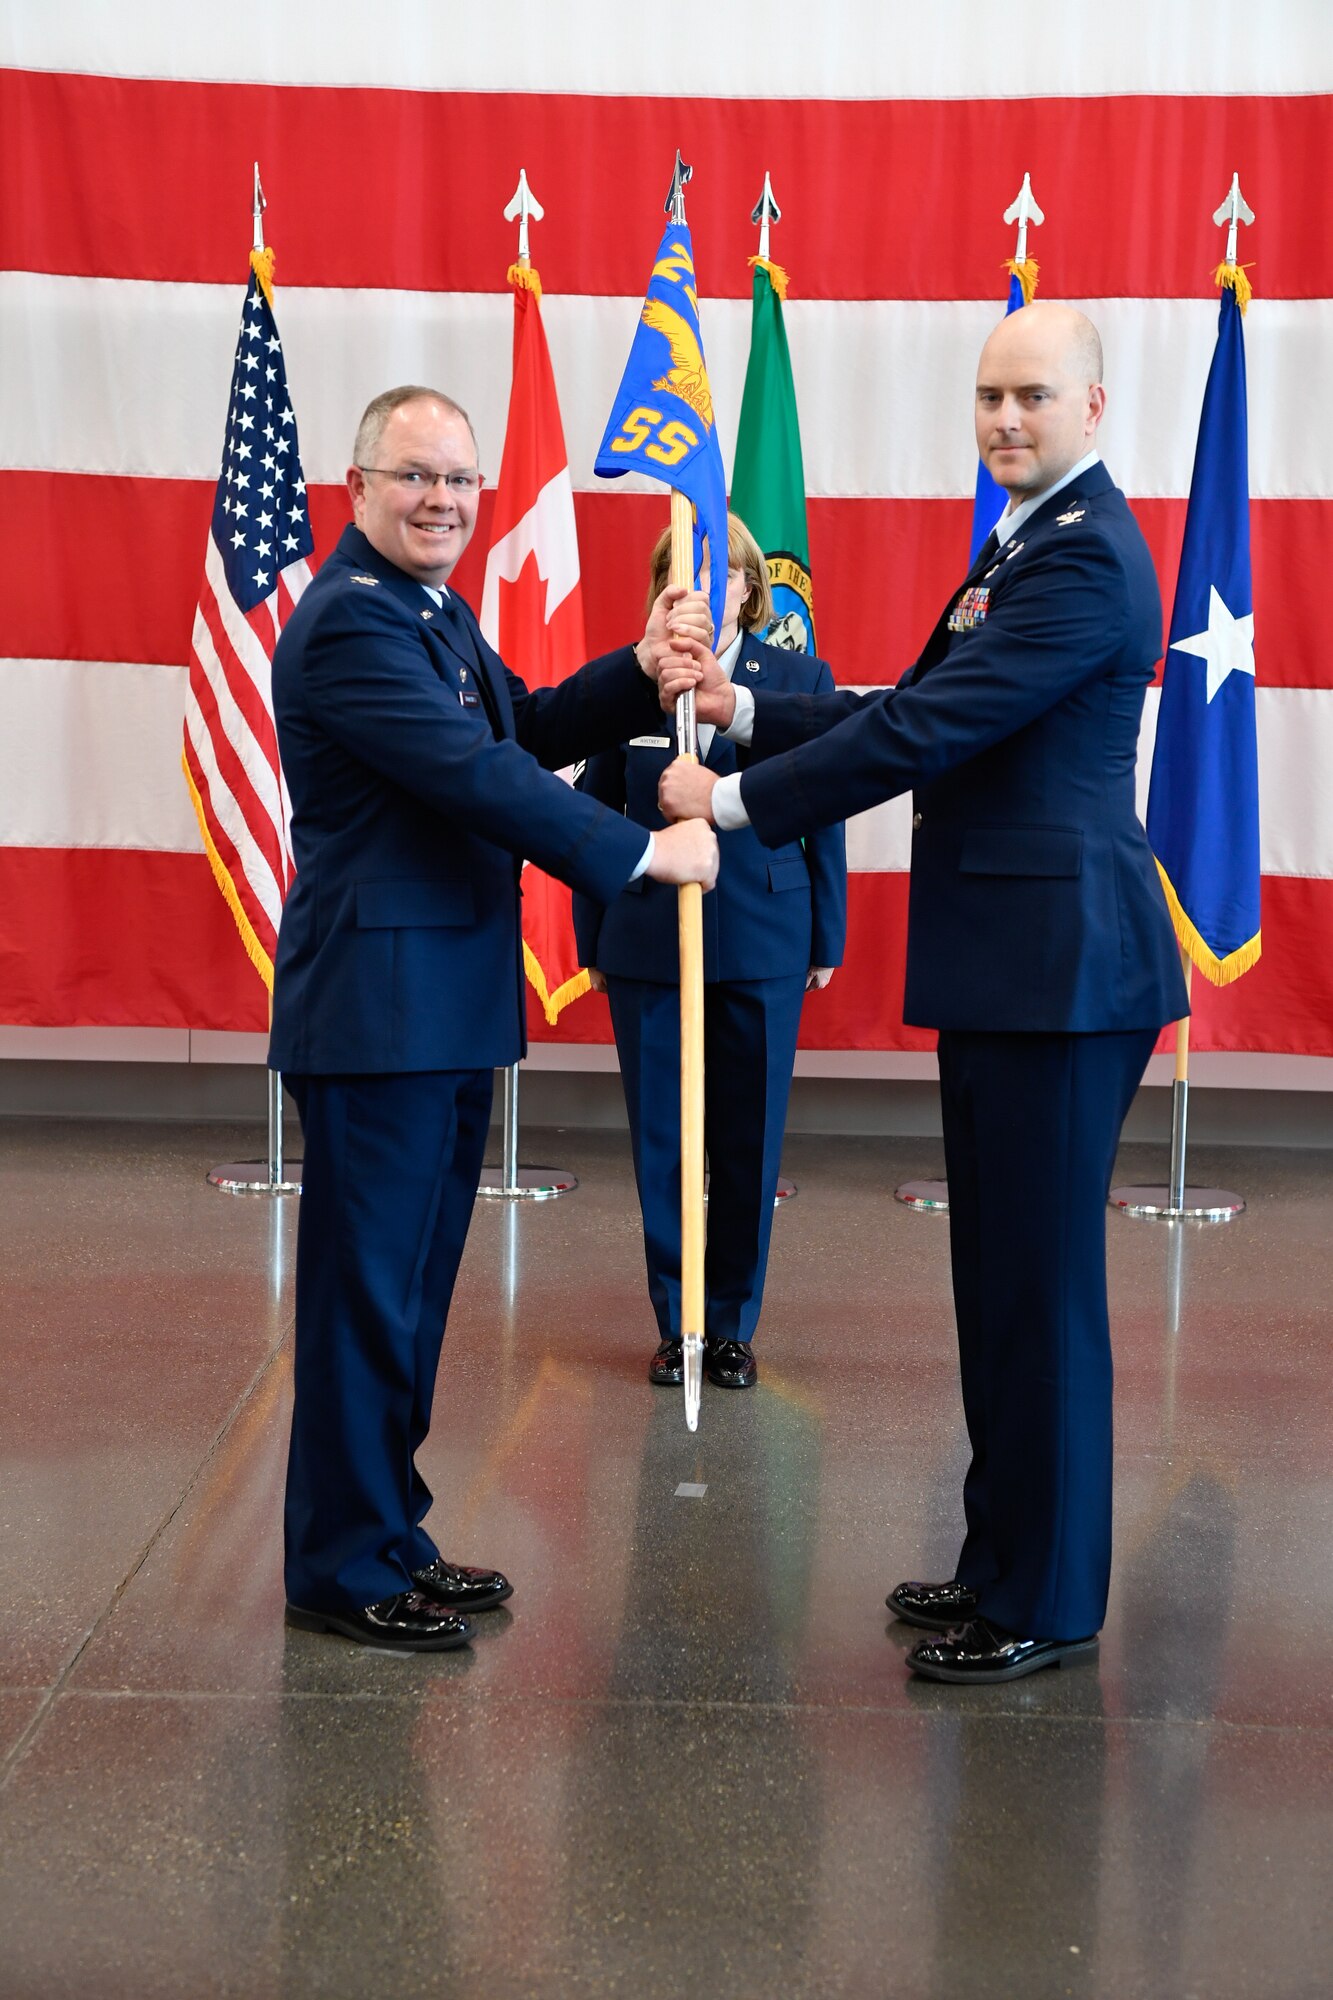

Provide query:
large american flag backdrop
left=2, top=2, right=1330, bottom=1058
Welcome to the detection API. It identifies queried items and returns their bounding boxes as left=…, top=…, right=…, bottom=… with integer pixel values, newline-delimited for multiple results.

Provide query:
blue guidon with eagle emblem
left=594, top=220, right=729, bottom=645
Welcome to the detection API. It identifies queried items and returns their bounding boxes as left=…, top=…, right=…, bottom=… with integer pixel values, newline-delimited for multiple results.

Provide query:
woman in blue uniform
left=574, top=515, right=847, bottom=1390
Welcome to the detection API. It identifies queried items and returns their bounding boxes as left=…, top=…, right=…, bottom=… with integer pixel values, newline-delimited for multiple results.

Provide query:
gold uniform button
left=912, top=811, right=923, bottom=830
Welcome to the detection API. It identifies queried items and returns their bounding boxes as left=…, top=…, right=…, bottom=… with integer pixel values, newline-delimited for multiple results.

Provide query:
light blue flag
left=968, top=270, right=1027, bottom=561
left=594, top=221, right=729, bottom=644
left=1146, top=279, right=1261, bottom=983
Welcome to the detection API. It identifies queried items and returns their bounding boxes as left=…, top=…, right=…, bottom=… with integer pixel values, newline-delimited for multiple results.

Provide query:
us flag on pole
left=480, top=260, right=591, bottom=1024
left=181, top=249, right=313, bottom=989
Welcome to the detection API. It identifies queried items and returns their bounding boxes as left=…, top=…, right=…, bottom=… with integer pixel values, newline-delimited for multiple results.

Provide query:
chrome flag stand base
left=895, top=1179, right=949, bottom=1212
left=683, top=1332, right=704, bottom=1433
left=476, top=1065, right=577, bottom=1202
left=208, top=1070, right=302, bottom=1195
left=1110, top=1079, right=1244, bottom=1222
left=1110, top=1185, right=1245, bottom=1221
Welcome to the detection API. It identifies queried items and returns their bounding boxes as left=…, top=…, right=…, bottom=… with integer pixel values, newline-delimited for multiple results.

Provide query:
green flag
left=731, top=257, right=816, bottom=653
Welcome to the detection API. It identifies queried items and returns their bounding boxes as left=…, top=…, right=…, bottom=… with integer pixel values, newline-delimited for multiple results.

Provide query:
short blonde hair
left=644, top=512, right=774, bottom=635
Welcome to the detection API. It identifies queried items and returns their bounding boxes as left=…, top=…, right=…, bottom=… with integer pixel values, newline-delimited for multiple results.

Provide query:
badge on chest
left=948, top=585, right=991, bottom=633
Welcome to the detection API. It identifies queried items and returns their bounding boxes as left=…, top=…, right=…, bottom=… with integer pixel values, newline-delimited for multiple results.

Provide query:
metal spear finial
left=1212, top=171, right=1255, bottom=267
left=1003, top=172, right=1045, bottom=266
left=665, top=150, right=693, bottom=224
left=503, top=168, right=545, bottom=266
left=252, top=162, right=267, bottom=254
left=751, top=172, right=781, bottom=262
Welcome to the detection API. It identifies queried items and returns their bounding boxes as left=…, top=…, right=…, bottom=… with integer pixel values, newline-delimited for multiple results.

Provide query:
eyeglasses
left=357, top=466, right=486, bottom=494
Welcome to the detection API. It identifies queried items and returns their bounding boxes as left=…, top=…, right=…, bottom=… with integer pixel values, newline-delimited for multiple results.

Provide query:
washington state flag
left=731, top=256, right=815, bottom=653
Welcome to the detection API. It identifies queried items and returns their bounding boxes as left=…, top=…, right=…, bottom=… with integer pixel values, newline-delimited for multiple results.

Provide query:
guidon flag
left=594, top=218, right=729, bottom=646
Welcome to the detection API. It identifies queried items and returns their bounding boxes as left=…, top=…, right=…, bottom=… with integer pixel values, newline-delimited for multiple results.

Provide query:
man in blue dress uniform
left=658, top=305, right=1188, bottom=1683
left=270, top=386, right=718, bottom=1651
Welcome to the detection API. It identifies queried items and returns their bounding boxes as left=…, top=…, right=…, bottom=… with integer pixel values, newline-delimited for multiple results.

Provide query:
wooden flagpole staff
left=672, top=486, right=706, bottom=1432
left=662, top=156, right=708, bottom=1432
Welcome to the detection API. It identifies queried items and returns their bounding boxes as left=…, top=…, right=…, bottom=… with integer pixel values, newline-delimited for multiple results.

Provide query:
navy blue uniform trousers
left=607, top=973, right=808, bottom=1346
left=283, top=1069, right=493, bottom=1612
left=939, top=1027, right=1157, bottom=1641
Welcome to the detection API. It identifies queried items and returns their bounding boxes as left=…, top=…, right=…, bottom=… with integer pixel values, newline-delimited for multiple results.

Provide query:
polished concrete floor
left=1, top=1115, right=1330, bottom=1999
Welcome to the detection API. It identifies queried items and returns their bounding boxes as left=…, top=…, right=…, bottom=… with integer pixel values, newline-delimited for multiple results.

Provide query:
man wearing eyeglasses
left=270, top=385, right=719, bottom=1652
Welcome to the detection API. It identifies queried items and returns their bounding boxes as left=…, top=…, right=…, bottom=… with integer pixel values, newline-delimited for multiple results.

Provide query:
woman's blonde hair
left=644, top=512, right=774, bottom=635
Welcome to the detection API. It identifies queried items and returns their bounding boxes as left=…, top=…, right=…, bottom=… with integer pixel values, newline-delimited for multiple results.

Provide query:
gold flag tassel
left=1004, top=256, right=1040, bottom=305
left=747, top=253, right=789, bottom=300
left=1214, top=260, right=1254, bottom=313
left=249, top=243, right=276, bottom=307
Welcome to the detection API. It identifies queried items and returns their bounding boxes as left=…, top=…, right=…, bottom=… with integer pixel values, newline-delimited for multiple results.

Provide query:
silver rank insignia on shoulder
left=350, top=573, right=379, bottom=586
left=948, top=585, right=990, bottom=633
left=1056, top=508, right=1086, bottom=525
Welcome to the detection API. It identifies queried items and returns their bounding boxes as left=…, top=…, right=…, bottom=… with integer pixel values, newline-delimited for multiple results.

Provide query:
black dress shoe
left=412, top=1557, right=513, bottom=1612
left=649, top=1337, right=684, bottom=1385
left=887, top=1578, right=980, bottom=1631
left=907, top=1615, right=1099, bottom=1684
left=704, top=1338, right=757, bottom=1389
left=285, top=1590, right=472, bottom=1652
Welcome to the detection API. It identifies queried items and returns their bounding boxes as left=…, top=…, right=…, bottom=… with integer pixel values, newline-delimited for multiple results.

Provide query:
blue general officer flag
left=595, top=222, right=729, bottom=645
left=969, top=270, right=1028, bottom=561
left=1146, top=278, right=1261, bottom=983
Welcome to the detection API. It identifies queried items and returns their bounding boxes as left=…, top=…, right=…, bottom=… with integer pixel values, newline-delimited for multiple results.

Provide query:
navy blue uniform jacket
left=572, top=632, right=847, bottom=983
left=738, top=465, right=1188, bottom=1033
left=269, top=524, right=660, bottom=1074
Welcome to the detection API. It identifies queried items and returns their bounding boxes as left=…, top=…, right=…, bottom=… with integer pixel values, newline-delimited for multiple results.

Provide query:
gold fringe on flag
left=522, top=939, right=591, bottom=1025
left=508, top=261, right=543, bottom=302
left=249, top=244, right=276, bottom=307
left=1155, top=860, right=1262, bottom=986
left=748, top=254, right=789, bottom=301
left=1004, top=256, right=1040, bottom=305
left=181, top=749, right=276, bottom=991
left=1214, top=260, right=1254, bottom=314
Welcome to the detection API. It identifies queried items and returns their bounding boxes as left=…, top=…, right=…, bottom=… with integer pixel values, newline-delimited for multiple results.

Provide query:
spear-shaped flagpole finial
left=252, top=162, right=267, bottom=254
left=665, top=150, right=693, bottom=224
left=1003, top=172, right=1045, bottom=266
left=503, top=168, right=545, bottom=267
left=751, top=172, right=781, bottom=263
left=1212, top=171, right=1255, bottom=267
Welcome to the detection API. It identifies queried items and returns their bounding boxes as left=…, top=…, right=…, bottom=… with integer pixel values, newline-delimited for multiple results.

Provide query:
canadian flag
left=480, top=262, right=591, bottom=1025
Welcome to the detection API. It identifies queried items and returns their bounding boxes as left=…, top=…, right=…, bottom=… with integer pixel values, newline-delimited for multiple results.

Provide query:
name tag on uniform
left=948, top=586, right=991, bottom=633
left=460, top=691, right=481, bottom=708
left=629, top=734, right=671, bottom=748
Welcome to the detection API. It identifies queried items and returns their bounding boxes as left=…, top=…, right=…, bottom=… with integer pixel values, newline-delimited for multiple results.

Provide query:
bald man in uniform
left=657, top=304, right=1187, bottom=1683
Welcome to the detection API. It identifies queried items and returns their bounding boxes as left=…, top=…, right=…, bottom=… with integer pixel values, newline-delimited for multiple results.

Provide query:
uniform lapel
left=705, top=633, right=766, bottom=767
left=909, top=465, right=1114, bottom=683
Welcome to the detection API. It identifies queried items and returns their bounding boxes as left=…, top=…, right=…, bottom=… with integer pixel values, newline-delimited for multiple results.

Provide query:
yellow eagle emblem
left=641, top=299, right=714, bottom=431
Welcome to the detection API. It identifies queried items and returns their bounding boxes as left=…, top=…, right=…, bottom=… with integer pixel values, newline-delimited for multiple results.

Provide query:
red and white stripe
left=2, top=5, right=1330, bottom=1054
left=182, top=531, right=308, bottom=983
